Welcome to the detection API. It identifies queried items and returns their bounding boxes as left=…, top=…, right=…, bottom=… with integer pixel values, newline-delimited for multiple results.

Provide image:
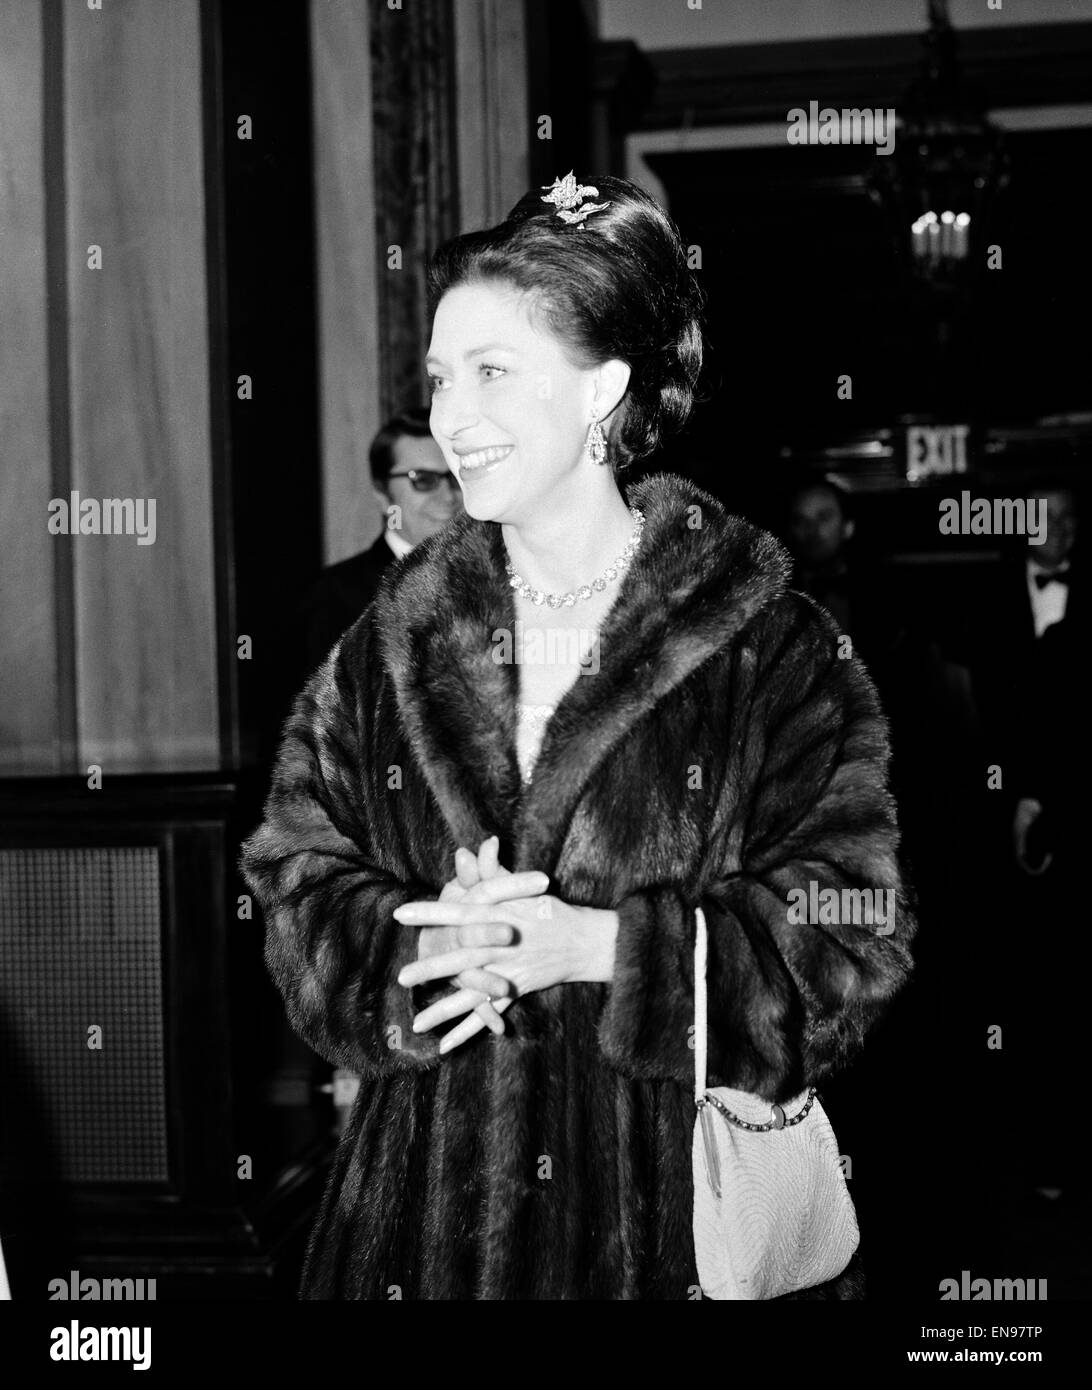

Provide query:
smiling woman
left=240, top=173, right=915, bottom=1300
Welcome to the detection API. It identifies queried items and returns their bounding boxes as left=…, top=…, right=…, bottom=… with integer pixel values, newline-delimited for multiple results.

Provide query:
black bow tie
left=1034, top=570, right=1070, bottom=590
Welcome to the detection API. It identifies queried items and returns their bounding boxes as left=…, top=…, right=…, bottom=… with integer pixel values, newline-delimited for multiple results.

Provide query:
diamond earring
left=584, top=412, right=608, bottom=466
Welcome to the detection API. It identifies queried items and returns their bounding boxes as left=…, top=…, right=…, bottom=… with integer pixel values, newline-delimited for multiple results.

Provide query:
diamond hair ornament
left=540, top=172, right=611, bottom=227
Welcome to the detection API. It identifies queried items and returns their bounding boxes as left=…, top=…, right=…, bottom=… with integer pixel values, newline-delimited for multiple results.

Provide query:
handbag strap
left=694, top=905, right=708, bottom=1103
left=693, top=905, right=820, bottom=1177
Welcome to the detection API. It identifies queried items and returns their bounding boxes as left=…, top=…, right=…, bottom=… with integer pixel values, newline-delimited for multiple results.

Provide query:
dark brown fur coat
left=240, top=471, right=915, bottom=1300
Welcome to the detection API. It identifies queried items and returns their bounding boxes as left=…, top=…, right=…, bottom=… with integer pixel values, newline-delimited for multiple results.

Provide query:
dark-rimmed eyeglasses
left=387, top=469, right=460, bottom=493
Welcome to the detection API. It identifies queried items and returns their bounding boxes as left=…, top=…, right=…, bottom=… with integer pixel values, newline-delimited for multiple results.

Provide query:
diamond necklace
left=504, top=507, right=645, bottom=609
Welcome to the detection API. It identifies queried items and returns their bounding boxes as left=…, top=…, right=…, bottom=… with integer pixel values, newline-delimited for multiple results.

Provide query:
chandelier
left=871, top=0, right=1010, bottom=284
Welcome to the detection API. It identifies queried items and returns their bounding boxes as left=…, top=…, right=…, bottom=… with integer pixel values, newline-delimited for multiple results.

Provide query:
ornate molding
left=639, top=23, right=1092, bottom=131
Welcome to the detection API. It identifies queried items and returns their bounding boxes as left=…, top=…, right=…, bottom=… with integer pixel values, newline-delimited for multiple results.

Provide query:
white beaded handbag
left=692, top=906, right=859, bottom=1299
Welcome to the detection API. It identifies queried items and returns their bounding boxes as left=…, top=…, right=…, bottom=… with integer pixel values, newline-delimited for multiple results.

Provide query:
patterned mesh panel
left=0, top=846, right=168, bottom=1183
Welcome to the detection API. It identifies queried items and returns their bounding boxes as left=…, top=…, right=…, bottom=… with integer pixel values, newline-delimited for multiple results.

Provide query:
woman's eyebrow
left=464, top=342, right=514, bottom=357
left=425, top=343, right=515, bottom=368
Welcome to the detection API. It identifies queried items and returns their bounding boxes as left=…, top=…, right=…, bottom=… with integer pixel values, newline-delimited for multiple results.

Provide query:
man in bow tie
left=975, top=481, right=1084, bottom=1207
left=1009, top=486, right=1079, bottom=873
left=1024, top=486, right=1077, bottom=641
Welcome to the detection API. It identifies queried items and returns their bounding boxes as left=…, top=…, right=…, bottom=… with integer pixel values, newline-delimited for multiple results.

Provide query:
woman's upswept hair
left=427, top=174, right=705, bottom=472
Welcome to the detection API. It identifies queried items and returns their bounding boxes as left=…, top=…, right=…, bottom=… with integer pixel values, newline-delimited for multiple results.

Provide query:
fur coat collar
left=375, top=472, right=793, bottom=868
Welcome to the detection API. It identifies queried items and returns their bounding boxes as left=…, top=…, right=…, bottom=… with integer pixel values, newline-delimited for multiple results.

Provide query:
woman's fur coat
left=240, top=472, right=915, bottom=1300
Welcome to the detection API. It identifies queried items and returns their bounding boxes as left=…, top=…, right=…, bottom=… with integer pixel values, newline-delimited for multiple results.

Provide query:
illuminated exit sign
left=905, top=424, right=969, bottom=482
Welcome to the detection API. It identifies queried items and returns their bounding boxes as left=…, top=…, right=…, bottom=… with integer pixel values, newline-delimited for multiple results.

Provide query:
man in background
left=975, top=484, right=1084, bottom=1206
left=785, top=474, right=859, bottom=639
left=296, top=406, right=463, bottom=679
left=996, top=485, right=1080, bottom=874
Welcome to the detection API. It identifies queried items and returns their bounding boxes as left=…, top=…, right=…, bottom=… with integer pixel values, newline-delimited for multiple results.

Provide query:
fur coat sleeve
left=599, top=589, right=913, bottom=1102
left=240, top=622, right=443, bottom=1079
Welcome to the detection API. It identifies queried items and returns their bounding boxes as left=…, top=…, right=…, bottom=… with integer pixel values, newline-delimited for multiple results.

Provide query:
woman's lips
left=456, top=443, right=513, bottom=481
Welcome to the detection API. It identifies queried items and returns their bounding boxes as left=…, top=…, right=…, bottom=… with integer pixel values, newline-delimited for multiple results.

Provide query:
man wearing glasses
left=297, top=406, right=463, bottom=678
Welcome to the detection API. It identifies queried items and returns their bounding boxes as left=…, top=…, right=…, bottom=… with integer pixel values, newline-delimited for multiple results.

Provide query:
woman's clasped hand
left=394, top=835, right=616, bottom=1054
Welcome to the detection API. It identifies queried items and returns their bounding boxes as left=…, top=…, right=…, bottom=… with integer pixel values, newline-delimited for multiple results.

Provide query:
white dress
left=516, top=703, right=555, bottom=784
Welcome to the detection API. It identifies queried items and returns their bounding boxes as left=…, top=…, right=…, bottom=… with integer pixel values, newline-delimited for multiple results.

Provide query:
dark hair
left=426, top=174, right=704, bottom=471
left=369, top=406, right=434, bottom=486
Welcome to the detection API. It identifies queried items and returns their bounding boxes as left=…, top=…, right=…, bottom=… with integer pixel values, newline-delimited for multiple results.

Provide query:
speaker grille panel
left=0, top=846, right=169, bottom=1183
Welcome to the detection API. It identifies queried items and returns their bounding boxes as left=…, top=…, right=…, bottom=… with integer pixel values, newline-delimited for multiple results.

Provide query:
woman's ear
left=595, top=358, right=631, bottom=421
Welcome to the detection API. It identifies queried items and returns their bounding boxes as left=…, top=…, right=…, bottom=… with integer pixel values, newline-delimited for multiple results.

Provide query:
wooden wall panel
left=369, top=1, right=459, bottom=428
left=0, top=1, right=60, bottom=775
left=455, top=0, right=530, bottom=233
left=310, top=0, right=384, bottom=564
left=64, top=0, right=217, bottom=772
left=309, top=0, right=532, bottom=565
